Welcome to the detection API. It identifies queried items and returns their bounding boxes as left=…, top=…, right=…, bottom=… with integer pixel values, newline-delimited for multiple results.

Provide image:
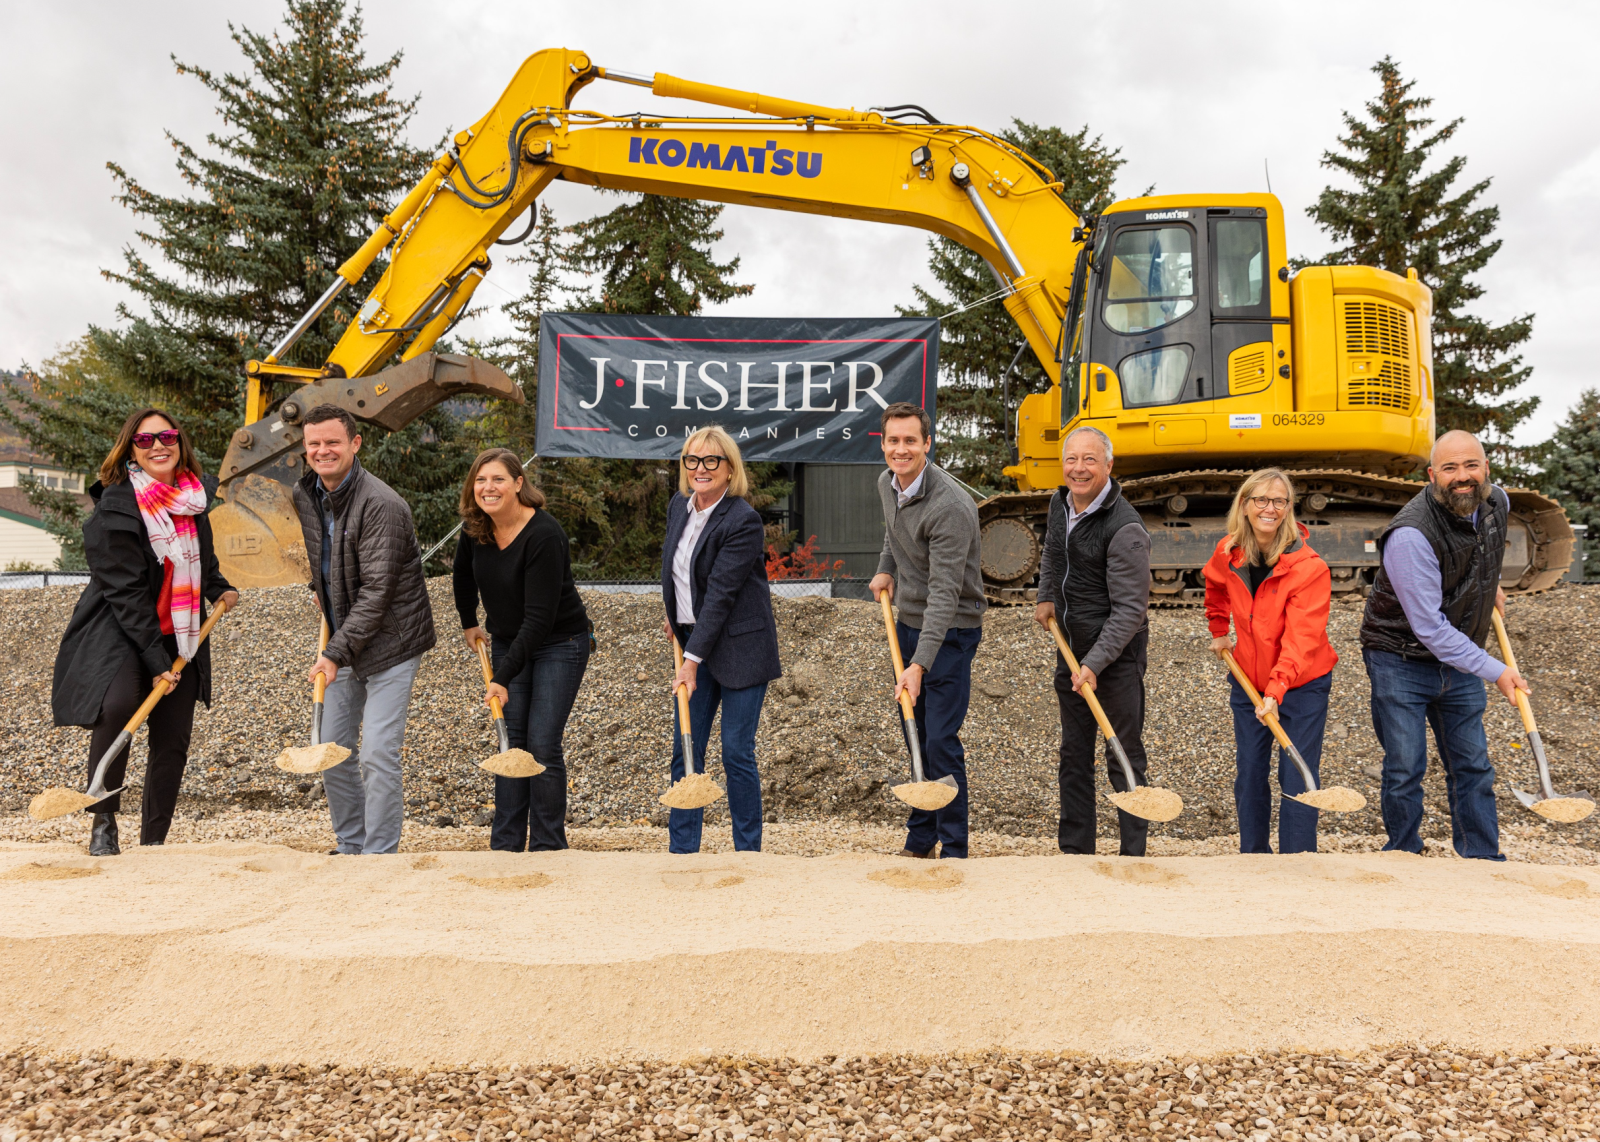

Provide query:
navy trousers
left=668, top=659, right=767, bottom=853
left=492, top=633, right=589, bottom=852
left=897, top=622, right=982, bottom=860
left=1229, top=672, right=1331, bottom=854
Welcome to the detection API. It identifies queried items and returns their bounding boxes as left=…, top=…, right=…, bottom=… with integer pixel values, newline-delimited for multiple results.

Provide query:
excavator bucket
left=214, top=353, right=522, bottom=587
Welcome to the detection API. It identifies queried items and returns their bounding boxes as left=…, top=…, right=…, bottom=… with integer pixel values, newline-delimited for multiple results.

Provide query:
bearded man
left=1360, top=430, right=1530, bottom=859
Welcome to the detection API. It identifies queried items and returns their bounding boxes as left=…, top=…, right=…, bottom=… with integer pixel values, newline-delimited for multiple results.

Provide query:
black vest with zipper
left=1360, top=484, right=1509, bottom=660
left=1058, top=478, right=1146, bottom=660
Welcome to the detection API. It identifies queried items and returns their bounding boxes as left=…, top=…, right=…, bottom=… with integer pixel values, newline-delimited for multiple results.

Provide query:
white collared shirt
left=894, top=463, right=928, bottom=507
left=673, top=492, right=726, bottom=660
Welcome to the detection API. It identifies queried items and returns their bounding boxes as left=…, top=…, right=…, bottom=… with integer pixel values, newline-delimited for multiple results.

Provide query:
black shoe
left=89, top=813, right=120, bottom=857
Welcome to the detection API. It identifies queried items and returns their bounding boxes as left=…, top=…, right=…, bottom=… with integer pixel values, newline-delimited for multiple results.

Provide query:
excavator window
left=1213, top=219, right=1267, bottom=311
left=1103, top=226, right=1195, bottom=334
left=1119, top=345, right=1193, bottom=405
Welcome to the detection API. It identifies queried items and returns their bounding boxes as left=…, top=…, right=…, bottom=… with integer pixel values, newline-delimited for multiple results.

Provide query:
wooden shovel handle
left=879, top=592, right=917, bottom=721
left=1219, top=648, right=1297, bottom=753
left=1046, top=617, right=1115, bottom=741
left=1490, top=609, right=1538, bottom=735
left=123, top=603, right=229, bottom=735
left=312, top=615, right=331, bottom=705
left=473, top=635, right=505, bottom=720
left=671, top=636, right=692, bottom=734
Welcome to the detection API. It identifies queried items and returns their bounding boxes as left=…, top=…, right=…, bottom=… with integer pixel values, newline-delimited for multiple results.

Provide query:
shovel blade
left=1106, top=786, right=1184, bottom=823
left=275, top=742, right=351, bottom=774
left=28, top=787, right=107, bottom=822
left=892, top=780, right=959, bottom=811
left=660, top=772, right=725, bottom=810
left=1290, top=786, right=1367, bottom=813
left=478, top=748, right=544, bottom=778
left=1528, top=795, right=1597, bottom=823
left=1510, top=784, right=1541, bottom=809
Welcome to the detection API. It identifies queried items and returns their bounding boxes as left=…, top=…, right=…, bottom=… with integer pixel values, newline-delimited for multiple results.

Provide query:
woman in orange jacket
left=1203, top=468, right=1339, bottom=853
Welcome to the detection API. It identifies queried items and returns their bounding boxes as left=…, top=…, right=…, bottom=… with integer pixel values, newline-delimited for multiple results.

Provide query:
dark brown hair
left=880, top=401, right=932, bottom=440
left=301, top=404, right=360, bottom=439
left=99, top=408, right=204, bottom=486
left=459, top=448, right=545, bottom=542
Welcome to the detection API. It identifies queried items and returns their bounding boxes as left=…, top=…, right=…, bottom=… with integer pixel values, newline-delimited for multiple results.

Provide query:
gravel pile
left=4, top=580, right=1597, bottom=854
left=4, top=1045, right=1596, bottom=1141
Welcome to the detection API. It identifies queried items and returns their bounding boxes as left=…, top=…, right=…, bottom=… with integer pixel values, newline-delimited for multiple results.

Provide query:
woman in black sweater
left=453, top=449, right=589, bottom=851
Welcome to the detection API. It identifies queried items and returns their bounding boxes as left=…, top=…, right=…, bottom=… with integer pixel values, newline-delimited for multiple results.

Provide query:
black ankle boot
left=89, top=812, right=120, bottom=856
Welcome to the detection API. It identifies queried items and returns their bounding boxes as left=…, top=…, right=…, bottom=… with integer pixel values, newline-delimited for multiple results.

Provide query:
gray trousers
left=320, top=655, right=421, bottom=854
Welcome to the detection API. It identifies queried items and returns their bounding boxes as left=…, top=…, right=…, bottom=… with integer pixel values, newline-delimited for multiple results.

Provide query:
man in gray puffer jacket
left=292, top=404, right=436, bottom=855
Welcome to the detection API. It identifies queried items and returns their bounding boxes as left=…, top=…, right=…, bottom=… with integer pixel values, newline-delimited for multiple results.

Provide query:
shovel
left=30, top=603, right=231, bottom=821
left=470, top=636, right=543, bottom=778
left=659, top=634, right=725, bottom=810
left=275, top=617, right=353, bottom=774
left=879, top=593, right=959, bottom=811
left=1491, top=609, right=1595, bottom=823
left=1219, top=649, right=1365, bottom=812
left=1046, top=617, right=1182, bottom=822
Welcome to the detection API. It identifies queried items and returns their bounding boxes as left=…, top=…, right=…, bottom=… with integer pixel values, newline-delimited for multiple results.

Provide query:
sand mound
left=661, top=868, right=745, bottom=890
left=27, top=788, right=95, bottom=821
left=1, top=861, right=99, bottom=881
left=274, top=742, right=350, bottom=774
left=411, top=854, right=441, bottom=870
left=1094, top=859, right=1185, bottom=886
left=477, top=748, right=543, bottom=778
left=4, top=845, right=1600, bottom=1066
left=890, top=780, right=958, bottom=810
left=1107, top=785, right=1183, bottom=821
left=450, top=873, right=552, bottom=891
left=659, top=772, right=724, bottom=810
left=1496, top=868, right=1594, bottom=898
left=867, top=864, right=964, bottom=891
left=1292, top=786, right=1367, bottom=812
left=1529, top=795, right=1596, bottom=823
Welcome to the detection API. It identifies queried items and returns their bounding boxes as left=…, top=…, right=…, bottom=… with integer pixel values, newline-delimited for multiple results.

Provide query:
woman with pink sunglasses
left=51, top=408, right=238, bottom=855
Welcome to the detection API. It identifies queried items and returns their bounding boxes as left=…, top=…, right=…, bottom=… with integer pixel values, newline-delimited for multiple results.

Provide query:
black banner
left=535, top=314, right=938, bottom=461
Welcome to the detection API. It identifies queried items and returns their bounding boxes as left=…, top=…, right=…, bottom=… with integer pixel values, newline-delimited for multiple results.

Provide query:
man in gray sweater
left=1033, top=425, right=1152, bottom=855
left=868, top=402, right=986, bottom=859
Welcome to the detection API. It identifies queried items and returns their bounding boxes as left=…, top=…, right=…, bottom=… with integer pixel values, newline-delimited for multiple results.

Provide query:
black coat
left=51, top=475, right=233, bottom=728
left=661, top=493, right=782, bottom=691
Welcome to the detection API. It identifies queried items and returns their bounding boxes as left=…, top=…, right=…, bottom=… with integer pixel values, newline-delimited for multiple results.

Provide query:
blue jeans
left=493, top=633, right=589, bottom=852
left=669, top=661, right=766, bottom=853
left=1230, top=672, right=1331, bottom=854
left=898, top=622, right=982, bottom=860
left=1364, top=648, right=1503, bottom=860
left=322, top=655, right=421, bottom=855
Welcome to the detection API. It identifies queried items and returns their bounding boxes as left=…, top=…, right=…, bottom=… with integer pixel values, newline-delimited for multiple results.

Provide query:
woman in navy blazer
left=661, top=425, right=783, bottom=852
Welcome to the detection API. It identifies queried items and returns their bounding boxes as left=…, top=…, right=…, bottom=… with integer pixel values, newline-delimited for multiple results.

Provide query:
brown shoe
left=899, top=846, right=933, bottom=859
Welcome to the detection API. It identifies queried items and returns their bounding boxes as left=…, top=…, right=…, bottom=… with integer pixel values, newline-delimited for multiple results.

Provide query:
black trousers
left=1054, top=629, right=1149, bottom=856
left=86, top=637, right=199, bottom=845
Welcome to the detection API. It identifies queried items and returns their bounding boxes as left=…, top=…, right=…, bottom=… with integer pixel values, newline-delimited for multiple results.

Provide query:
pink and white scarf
left=128, top=463, right=209, bottom=658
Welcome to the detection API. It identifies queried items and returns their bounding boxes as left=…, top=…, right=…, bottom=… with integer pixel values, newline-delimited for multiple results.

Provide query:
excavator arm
left=213, top=48, right=1085, bottom=585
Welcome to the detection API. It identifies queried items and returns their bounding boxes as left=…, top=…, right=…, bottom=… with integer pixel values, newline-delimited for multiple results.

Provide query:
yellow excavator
left=211, top=48, right=1572, bottom=598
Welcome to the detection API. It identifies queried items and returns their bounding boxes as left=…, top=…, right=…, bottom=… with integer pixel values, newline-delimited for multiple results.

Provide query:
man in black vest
left=1361, top=429, right=1529, bottom=860
left=1034, top=426, right=1153, bottom=855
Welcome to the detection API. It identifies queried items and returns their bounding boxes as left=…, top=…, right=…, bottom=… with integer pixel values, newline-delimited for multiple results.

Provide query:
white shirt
left=894, top=463, right=928, bottom=507
left=672, top=492, right=726, bottom=660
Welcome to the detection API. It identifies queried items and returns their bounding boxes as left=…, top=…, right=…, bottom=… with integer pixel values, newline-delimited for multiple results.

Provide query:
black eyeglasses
left=131, top=430, right=181, bottom=448
left=682, top=455, right=725, bottom=471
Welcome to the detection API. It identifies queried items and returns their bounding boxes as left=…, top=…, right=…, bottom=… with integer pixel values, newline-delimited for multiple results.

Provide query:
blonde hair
left=1225, top=468, right=1299, bottom=566
left=678, top=426, right=749, bottom=499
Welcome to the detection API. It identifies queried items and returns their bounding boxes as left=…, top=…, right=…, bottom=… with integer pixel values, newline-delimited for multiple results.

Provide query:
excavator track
left=976, top=469, right=1574, bottom=606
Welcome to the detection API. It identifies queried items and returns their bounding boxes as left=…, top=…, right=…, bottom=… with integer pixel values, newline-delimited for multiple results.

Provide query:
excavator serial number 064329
left=208, top=49, right=1571, bottom=599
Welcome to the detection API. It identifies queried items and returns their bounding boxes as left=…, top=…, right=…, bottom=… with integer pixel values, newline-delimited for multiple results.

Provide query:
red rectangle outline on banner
left=551, top=334, right=930, bottom=431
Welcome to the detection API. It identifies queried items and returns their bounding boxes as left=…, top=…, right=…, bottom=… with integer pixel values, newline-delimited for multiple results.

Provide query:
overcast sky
left=4, top=0, right=1596, bottom=446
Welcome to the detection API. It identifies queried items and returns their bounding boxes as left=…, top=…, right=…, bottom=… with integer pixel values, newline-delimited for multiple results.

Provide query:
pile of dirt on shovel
left=3, top=580, right=1599, bottom=854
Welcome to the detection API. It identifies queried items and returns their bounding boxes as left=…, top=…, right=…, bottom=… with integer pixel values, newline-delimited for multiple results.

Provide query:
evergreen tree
left=900, top=121, right=1128, bottom=490
left=1538, top=389, right=1600, bottom=574
left=18, top=478, right=89, bottom=571
left=1, top=337, right=151, bottom=476
left=1306, top=56, right=1536, bottom=458
left=566, top=195, right=753, bottom=315
left=89, top=0, right=435, bottom=470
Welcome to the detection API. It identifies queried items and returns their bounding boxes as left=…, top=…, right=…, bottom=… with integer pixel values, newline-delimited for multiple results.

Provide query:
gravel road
left=3, top=1045, right=1595, bottom=1141
left=4, top=581, right=1597, bottom=854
